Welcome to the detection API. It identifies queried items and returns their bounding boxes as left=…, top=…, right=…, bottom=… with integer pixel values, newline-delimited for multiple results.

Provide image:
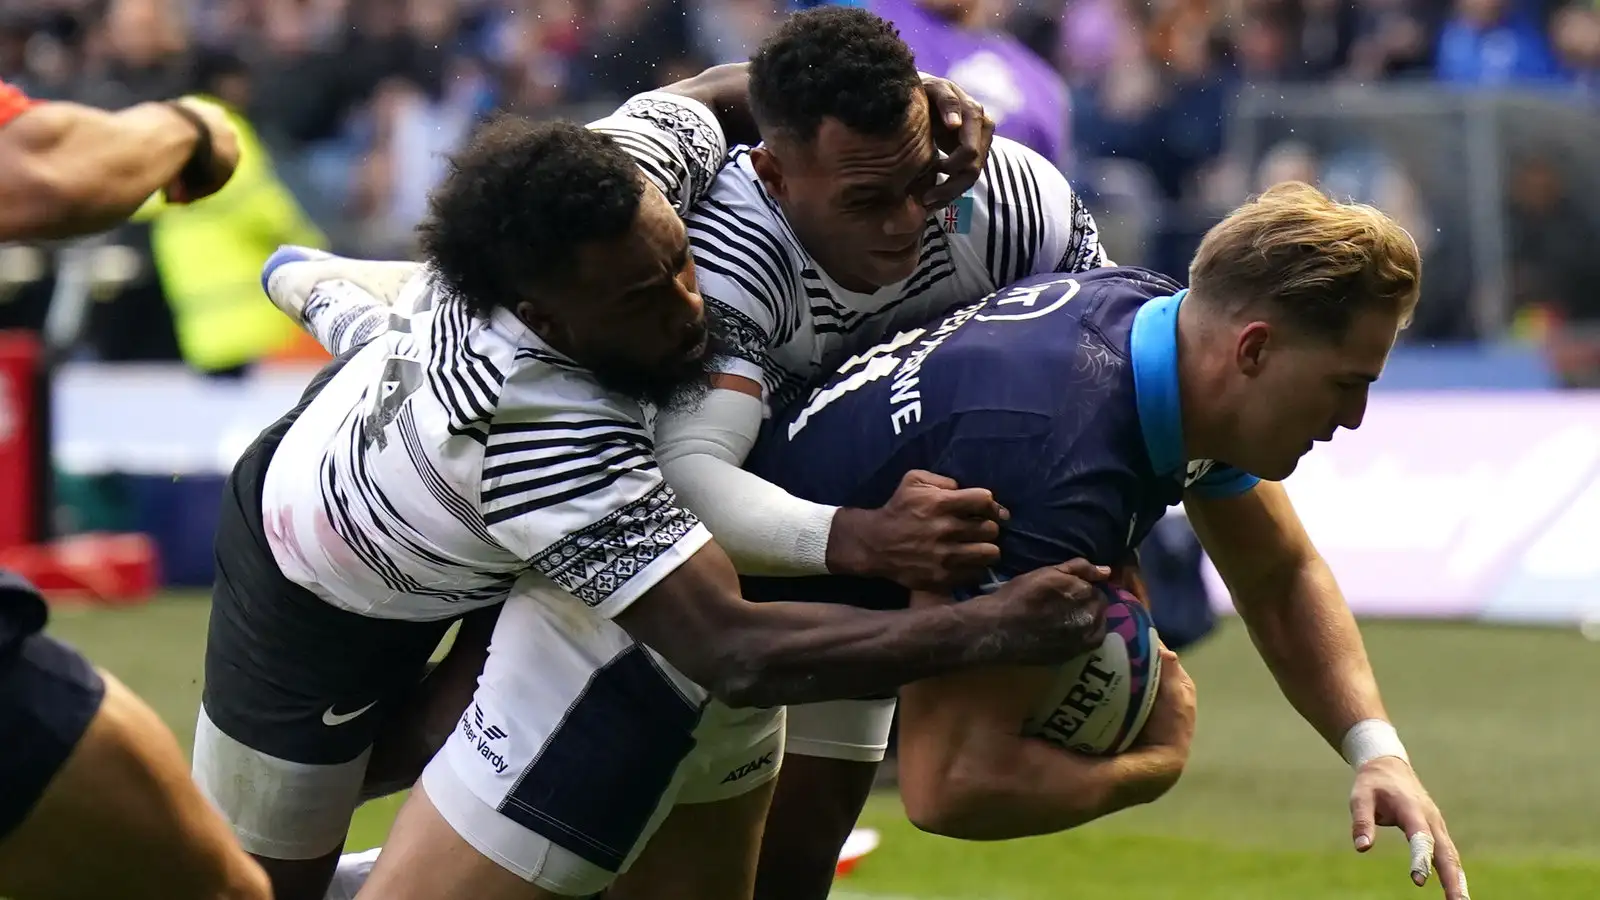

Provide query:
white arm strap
left=655, top=389, right=837, bottom=577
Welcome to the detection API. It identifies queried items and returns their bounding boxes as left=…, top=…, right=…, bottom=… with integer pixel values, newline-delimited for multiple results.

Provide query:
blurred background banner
left=1195, top=392, right=1600, bottom=624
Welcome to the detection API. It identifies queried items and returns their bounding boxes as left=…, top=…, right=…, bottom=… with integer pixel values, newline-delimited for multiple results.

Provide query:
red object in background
left=0, top=533, right=160, bottom=606
left=0, top=330, right=42, bottom=552
left=0, top=79, right=37, bottom=130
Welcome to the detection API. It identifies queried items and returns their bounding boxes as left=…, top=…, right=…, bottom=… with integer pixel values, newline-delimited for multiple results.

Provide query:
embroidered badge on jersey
left=940, top=195, right=975, bottom=235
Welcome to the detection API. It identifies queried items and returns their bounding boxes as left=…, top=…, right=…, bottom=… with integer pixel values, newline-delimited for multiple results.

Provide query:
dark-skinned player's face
left=751, top=92, right=939, bottom=292
left=516, top=181, right=725, bottom=409
left=1226, top=307, right=1402, bottom=481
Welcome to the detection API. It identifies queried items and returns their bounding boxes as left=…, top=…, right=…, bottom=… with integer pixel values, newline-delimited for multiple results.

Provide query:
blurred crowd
left=1, top=0, right=1599, bottom=370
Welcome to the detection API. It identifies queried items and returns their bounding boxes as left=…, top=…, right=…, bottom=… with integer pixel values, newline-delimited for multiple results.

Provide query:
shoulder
left=495, top=345, right=649, bottom=431
left=588, top=90, right=729, bottom=215
left=686, top=151, right=807, bottom=337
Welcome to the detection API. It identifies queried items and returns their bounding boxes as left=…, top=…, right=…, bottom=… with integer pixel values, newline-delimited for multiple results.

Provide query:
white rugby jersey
left=618, top=96, right=1112, bottom=411
left=260, top=289, right=713, bottom=622
left=696, top=140, right=1109, bottom=410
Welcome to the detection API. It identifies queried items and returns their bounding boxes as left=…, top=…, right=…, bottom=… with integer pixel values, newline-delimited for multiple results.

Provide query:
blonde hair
left=1188, top=181, right=1421, bottom=339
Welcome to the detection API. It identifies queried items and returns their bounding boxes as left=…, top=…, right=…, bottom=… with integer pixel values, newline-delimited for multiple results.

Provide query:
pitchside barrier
left=21, top=357, right=1600, bottom=626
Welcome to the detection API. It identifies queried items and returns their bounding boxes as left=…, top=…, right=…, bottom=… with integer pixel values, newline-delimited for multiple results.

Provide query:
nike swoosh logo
left=322, top=700, right=379, bottom=727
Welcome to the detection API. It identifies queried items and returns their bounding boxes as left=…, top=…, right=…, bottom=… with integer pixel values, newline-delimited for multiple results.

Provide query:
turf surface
left=48, top=593, right=1600, bottom=899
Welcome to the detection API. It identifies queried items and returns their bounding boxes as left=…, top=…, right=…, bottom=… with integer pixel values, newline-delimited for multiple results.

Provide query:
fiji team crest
left=940, top=194, right=974, bottom=235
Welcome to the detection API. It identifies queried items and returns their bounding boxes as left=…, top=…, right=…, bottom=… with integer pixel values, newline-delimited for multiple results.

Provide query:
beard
left=586, top=307, right=736, bottom=413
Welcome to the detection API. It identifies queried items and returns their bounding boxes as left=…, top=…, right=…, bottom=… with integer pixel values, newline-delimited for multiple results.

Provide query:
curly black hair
left=418, top=115, right=644, bottom=318
left=748, top=7, right=922, bottom=144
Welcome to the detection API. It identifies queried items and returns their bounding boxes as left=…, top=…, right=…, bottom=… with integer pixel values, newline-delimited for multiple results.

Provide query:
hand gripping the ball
left=962, top=559, right=1112, bottom=667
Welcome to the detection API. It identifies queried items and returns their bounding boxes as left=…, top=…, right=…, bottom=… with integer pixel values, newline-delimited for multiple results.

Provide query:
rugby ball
left=1021, top=587, right=1162, bottom=755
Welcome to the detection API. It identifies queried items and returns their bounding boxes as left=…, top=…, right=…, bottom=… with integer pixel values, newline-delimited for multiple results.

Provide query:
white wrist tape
left=1341, top=719, right=1409, bottom=770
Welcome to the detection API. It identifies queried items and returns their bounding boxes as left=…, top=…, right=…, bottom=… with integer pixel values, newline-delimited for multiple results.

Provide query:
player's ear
left=514, top=299, right=562, bottom=347
left=1235, top=321, right=1272, bottom=377
left=749, top=146, right=786, bottom=199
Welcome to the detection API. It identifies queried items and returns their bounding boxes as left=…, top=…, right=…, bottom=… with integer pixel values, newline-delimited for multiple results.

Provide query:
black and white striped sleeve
left=685, top=190, right=801, bottom=392
left=479, top=376, right=712, bottom=619
left=973, top=139, right=1113, bottom=289
left=587, top=91, right=728, bottom=216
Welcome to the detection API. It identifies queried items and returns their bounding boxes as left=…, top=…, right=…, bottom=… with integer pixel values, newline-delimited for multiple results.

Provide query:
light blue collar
left=1129, top=290, right=1188, bottom=477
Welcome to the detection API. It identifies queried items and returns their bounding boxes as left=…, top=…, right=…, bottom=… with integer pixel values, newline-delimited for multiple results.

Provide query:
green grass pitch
left=46, top=592, right=1600, bottom=899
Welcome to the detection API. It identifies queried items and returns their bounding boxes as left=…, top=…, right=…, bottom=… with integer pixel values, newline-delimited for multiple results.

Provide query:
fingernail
left=946, top=112, right=961, bottom=127
left=1354, top=835, right=1371, bottom=850
left=1412, top=871, right=1428, bottom=887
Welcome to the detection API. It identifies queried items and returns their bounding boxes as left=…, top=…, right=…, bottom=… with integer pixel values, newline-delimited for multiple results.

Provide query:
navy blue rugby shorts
left=0, top=569, right=106, bottom=840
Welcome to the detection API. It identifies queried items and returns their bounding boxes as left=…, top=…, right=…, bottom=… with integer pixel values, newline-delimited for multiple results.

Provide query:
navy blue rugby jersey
left=738, top=266, right=1259, bottom=610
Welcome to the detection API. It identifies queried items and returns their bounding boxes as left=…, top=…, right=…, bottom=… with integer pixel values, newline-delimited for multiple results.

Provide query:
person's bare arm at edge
left=0, top=94, right=239, bottom=241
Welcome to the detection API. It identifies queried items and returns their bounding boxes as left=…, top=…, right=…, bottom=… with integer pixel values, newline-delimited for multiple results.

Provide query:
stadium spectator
left=870, top=0, right=1070, bottom=166
left=136, top=50, right=328, bottom=377
left=1435, top=0, right=1565, bottom=86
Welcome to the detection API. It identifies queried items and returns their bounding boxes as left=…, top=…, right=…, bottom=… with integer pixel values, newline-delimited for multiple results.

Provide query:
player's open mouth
left=872, top=241, right=919, bottom=259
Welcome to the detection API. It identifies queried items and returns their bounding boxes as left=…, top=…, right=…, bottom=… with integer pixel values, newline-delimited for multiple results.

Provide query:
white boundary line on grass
left=825, top=883, right=947, bottom=890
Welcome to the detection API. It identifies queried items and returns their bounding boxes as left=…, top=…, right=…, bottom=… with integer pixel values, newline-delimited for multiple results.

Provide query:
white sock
left=263, top=251, right=426, bottom=356
left=323, top=846, right=382, bottom=900
left=301, top=280, right=398, bottom=356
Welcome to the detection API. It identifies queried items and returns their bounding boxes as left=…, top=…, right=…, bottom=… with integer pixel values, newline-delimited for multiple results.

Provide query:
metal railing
left=1225, top=84, right=1600, bottom=340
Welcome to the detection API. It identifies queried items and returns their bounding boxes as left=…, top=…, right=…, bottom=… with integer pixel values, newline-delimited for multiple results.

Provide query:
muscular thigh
left=607, top=779, right=778, bottom=900
left=197, top=509, right=455, bottom=860
left=0, top=666, right=268, bottom=900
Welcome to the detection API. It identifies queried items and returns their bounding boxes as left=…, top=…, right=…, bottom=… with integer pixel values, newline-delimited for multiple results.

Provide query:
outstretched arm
left=1187, top=481, right=1467, bottom=899
left=0, top=88, right=238, bottom=241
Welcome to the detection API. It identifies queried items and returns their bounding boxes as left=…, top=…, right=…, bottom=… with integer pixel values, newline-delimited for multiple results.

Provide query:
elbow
left=902, top=757, right=1026, bottom=841
left=1109, top=748, right=1189, bottom=813
left=0, top=165, right=77, bottom=242
left=687, top=635, right=772, bottom=710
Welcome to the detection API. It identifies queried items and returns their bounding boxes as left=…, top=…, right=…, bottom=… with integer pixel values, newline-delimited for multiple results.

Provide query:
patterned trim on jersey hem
left=704, top=296, right=772, bottom=369
left=616, top=92, right=726, bottom=212
left=528, top=484, right=709, bottom=616
left=1053, top=190, right=1110, bottom=273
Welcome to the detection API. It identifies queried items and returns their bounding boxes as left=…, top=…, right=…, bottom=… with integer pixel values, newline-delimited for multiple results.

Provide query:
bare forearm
left=715, top=601, right=1015, bottom=708
left=0, top=101, right=196, bottom=241
left=924, top=739, right=1182, bottom=840
left=658, top=62, right=758, bottom=145
left=1235, top=555, right=1387, bottom=751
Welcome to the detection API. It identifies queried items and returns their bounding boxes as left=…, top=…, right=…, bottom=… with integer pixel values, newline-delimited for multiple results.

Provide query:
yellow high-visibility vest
left=137, top=96, right=327, bottom=372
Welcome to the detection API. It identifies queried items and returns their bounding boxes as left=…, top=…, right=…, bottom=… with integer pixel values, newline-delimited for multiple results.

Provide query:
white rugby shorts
left=421, top=588, right=784, bottom=896
left=786, top=698, right=898, bottom=763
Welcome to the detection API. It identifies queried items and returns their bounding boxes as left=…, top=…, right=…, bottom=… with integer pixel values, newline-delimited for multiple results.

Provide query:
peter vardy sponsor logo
left=460, top=704, right=510, bottom=774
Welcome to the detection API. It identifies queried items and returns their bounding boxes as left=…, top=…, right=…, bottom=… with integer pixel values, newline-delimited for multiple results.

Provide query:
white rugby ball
left=1021, top=588, right=1162, bottom=755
